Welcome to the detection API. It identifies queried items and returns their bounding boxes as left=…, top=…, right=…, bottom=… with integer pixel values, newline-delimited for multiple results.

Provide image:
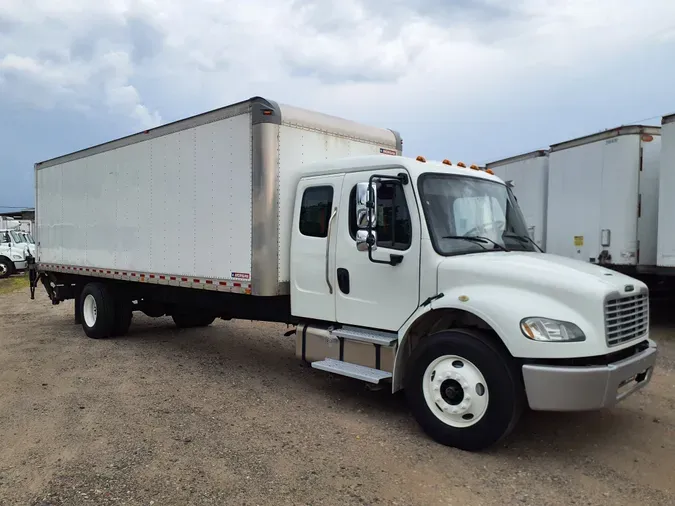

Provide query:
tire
left=112, top=298, right=133, bottom=337
left=172, top=312, right=216, bottom=329
left=80, top=283, right=117, bottom=339
left=74, top=292, right=82, bottom=324
left=0, top=258, right=12, bottom=279
left=404, top=328, right=524, bottom=452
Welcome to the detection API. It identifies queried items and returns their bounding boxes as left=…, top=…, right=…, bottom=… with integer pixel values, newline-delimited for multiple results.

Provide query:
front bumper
left=13, top=260, right=27, bottom=271
left=522, top=339, right=657, bottom=411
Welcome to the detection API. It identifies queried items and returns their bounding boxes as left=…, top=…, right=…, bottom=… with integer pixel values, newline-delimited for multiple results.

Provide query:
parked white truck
left=0, top=226, right=30, bottom=278
left=657, top=114, right=675, bottom=269
left=546, top=125, right=661, bottom=272
left=30, top=97, right=657, bottom=451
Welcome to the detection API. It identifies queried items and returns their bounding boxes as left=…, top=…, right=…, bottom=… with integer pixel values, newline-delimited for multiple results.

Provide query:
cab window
left=299, top=186, right=333, bottom=238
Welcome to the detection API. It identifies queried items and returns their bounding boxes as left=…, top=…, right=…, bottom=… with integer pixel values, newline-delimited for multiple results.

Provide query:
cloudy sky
left=1, top=0, right=674, bottom=211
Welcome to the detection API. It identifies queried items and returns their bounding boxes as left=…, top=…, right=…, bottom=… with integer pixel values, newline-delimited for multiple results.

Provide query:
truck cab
left=290, top=154, right=656, bottom=451
left=0, top=229, right=30, bottom=278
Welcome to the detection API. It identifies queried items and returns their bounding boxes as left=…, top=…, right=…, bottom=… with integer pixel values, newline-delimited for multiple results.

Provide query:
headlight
left=520, top=317, right=585, bottom=342
left=12, top=255, right=22, bottom=260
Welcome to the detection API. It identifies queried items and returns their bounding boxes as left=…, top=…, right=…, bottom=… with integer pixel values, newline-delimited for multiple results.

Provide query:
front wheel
left=0, top=258, right=13, bottom=279
left=404, top=329, right=524, bottom=452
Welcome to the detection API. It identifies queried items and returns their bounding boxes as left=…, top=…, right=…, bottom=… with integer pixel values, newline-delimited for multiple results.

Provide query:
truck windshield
left=418, top=173, right=535, bottom=255
left=10, top=231, right=25, bottom=243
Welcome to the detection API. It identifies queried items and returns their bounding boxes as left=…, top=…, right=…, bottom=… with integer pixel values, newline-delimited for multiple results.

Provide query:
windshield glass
left=418, top=173, right=535, bottom=255
left=26, top=233, right=35, bottom=244
left=10, top=231, right=25, bottom=243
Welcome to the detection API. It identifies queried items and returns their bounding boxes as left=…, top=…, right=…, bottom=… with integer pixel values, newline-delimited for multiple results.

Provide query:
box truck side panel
left=547, top=142, right=603, bottom=262
left=276, top=105, right=400, bottom=285
left=657, top=119, right=675, bottom=266
left=599, top=134, right=641, bottom=265
left=37, top=111, right=253, bottom=281
left=488, top=155, right=548, bottom=250
left=36, top=163, right=63, bottom=265
left=637, top=134, right=661, bottom=266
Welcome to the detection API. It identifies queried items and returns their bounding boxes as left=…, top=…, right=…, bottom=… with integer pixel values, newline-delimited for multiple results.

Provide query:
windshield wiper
left=503, top=233, right=543, bottom=253
left=442, top=235, right=509, bottom=252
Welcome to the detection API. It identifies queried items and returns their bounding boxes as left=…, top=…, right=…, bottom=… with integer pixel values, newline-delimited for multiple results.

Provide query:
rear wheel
left=404, top=329, right=524, bottom=452
left=112, top=298, right=133, bottom=336
left=80, top=283, right=116, bottom=339
left=172, top=312, right=216, bottom=329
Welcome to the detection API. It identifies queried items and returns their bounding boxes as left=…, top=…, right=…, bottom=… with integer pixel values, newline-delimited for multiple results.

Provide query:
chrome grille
left=604, top=293, right=649, bottom=347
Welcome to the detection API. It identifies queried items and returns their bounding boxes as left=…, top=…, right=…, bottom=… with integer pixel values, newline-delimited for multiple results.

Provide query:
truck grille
left=605, top=293, right=649, bottom=347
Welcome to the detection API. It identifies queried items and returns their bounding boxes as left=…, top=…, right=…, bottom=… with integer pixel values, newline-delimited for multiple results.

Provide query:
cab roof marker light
left=457, top=162, right=466, bottom=168
left=442, top=159, right=452, bottom=165
left=416, top=155, right=427, bottom=162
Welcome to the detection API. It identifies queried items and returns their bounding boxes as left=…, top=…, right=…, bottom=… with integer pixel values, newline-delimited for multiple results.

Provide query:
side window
left=299, top=186, right=334, bottom=238
left=349, top=181, right=412, bottom=250
left=0, top=232, right=8, bottom=244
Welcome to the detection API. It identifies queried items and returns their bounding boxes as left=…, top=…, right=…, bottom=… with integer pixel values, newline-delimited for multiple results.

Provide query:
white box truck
left=486, top=150, right=549, bottom=251
left=657, top=114, right=675, bottom=268
left=29, top=97, right=657, bottom=451
left=546, top=125, right=661, bottom=272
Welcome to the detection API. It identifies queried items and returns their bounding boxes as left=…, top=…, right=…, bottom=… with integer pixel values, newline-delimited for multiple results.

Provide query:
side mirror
left=355, top=182, right=377, bottom=229
left=356, top=230, right=377, bottom=252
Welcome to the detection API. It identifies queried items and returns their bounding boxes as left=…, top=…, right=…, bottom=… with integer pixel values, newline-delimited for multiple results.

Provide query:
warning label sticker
left=231, top=272, right=251, bottom=280
left=379, top=148, right=397, bottom=156
left=574, top=236, right=584, bottom=247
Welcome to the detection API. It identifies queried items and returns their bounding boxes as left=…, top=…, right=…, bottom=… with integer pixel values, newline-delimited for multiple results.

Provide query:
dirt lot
left=1, top=277, right=674, bottom=506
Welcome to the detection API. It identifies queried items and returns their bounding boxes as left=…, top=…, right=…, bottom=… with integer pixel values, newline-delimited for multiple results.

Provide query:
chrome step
left=330, top=326, right=397, bottom=347
left=311, top=359, right=393, bottom=384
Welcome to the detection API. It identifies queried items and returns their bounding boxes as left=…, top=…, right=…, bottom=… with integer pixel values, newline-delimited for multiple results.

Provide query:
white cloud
left=1, top=0, right=675, bottom=137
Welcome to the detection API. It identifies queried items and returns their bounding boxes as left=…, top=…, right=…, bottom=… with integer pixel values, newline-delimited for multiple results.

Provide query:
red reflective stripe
left=219, top=281, right=227, bottom=286
left=205, top=280, right=213, bottom=285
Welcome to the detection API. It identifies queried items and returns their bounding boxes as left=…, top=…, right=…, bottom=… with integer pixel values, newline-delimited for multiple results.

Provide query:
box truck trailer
left=657, top=114, right=675, bottom=269
left=486, top=150, right=549, bottom=251
left=546, top=125, right=661, bottom=272
left=29, top=97, right=657, bottom=451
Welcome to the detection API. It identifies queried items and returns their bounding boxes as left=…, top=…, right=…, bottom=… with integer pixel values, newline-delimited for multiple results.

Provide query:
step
left=330, top=326, right=398, bottom=347
left=311, top=359, right=393, bottom=384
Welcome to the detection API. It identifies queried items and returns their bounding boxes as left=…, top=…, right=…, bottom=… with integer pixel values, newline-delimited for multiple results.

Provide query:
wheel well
left=0, top=255, right=12, bottom=263
left=392, top=308, right=512, bottom=393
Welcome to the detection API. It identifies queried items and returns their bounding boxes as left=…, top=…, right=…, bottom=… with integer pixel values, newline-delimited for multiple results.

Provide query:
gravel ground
left=1, top=280, right=674, bottom=506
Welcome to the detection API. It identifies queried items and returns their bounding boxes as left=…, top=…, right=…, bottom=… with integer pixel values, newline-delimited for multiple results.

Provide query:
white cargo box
left=35, top=97, right=402, bottom=296
left=546, top=125, right=661, bottom=268
left=486, top=150, right=549, bottom=250
left=657, top=114, right=675, bottom=267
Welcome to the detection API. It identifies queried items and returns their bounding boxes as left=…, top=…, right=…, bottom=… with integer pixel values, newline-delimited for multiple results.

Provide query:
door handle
left=325, top=207, right=338, bottom=294
left=337, top=268, right=350, bottom=294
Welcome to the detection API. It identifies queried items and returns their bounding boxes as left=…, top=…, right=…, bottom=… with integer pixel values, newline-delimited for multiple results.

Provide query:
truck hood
left=435, top=251, right=647, bottom=358
left=437, top=251, right=645, bottom=298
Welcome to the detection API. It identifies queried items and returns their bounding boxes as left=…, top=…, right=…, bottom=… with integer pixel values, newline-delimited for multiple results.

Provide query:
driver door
left=334, top=169, right=421, bottom=331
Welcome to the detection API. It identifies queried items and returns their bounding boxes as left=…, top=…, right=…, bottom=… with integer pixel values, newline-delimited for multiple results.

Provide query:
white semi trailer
left=486, top=150, right=549, bottom=251
left=657, top=114, right=675, bottom=270
left=546, top=125, right=661, bottom=273
left=30, top=97, right=657, bottom=451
